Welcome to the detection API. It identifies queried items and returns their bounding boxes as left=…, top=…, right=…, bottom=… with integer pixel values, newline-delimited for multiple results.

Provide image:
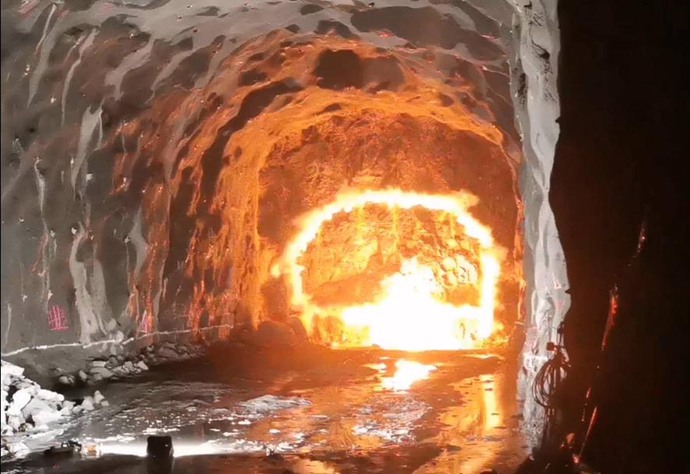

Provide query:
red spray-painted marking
left=47, top=305, right=69, bottom=331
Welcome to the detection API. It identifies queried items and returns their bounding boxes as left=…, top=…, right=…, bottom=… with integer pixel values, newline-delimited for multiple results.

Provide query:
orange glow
left=381, top=360, right=437, bottom=391
left=273, top=189, right=501, bottom=351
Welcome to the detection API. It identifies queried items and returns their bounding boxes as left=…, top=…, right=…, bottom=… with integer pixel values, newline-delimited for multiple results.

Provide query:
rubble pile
left=1, top=361, right=107, bottom=457
left=57, top=341, right=205, bottom=387
left=1, top=342, right=204, bottom=458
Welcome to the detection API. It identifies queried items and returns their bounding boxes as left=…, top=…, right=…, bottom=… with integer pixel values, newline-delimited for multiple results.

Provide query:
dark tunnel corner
left=544, top=0, right=690, bottom=472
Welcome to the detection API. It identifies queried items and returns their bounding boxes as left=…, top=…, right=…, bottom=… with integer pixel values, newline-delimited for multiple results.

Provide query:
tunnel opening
left=273, top=190, right=503, bottom=351
left=1, top=0, right=566, bottom=470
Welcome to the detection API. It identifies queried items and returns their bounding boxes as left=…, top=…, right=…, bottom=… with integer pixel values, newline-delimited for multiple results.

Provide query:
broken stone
left=11, top=389, right=33, bottom=411
left=157, top=347, right=178, bottom=359
left=7, top=441, right=29, bottom=457
left=89, top=367, right=113, bottom=379
left=93, top=391, right=105, bottom=405
left=78, top=370, right=88, bottom=382
left=81, top=397, right=95, bottom=411
left=22, top=398, right=61, bottom=426
left=136, top=361, right=149, bottom=371
left=37, top=388, right=62, bottom=401
left=32, top=406, right=63, bottom=427
left=1, top=361, right=24, bottom=379
left=7, top=414, right=23, bottom=431
left=91, top=360, right=107, bottom=368
left=92, top=373, right=103, bottom=382
left=107, top=356, right=118, bottom=368
left=112, top=367, right=127, bottom=376
left=101, top=400, right=110, bottom=407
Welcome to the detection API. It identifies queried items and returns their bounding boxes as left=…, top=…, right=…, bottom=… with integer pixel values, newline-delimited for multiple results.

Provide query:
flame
left=381, top=360, right=437, bottom=391
left=273, top=189, right=501, bottom=351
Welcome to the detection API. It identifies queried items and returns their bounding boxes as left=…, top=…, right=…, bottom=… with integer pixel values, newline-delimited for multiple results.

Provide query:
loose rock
left=93, top=391, right=105, bottom=405
left=81, top=397, right=95, bottom=411
left=89, top=367, right=113, bottom=379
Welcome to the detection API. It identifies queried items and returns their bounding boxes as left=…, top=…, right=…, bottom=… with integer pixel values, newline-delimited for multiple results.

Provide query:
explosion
left=272, top=189, right=501, bottom=351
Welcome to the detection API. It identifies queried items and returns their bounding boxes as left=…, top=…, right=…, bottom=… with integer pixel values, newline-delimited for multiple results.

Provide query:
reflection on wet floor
left=380, top=360, right=437, bottom=391
left=5, top=349, right=527, bottom=473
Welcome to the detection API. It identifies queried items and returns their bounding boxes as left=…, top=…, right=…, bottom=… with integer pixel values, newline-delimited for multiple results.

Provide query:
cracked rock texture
left=1, top=0, right=565, bottom=448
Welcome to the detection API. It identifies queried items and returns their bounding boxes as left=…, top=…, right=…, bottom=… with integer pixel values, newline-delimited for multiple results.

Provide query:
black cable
left=532, top=345, right=569, bottom=410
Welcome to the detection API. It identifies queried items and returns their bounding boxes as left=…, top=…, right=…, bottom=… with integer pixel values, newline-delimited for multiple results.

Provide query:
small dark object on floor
left=43, top=440, right=81, bottom=457
left=146, top=435, right=173, bottom=459
left=146, top=435, right=174, bottom=474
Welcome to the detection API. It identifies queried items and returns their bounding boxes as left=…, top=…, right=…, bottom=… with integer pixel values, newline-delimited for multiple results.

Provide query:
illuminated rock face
left=1, top=1, right=566, bottom=444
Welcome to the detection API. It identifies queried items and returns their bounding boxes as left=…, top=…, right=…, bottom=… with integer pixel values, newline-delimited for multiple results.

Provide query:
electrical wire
left=532, top=344, right=569, bottom=410
left=532, top=322, right=570, bottom=411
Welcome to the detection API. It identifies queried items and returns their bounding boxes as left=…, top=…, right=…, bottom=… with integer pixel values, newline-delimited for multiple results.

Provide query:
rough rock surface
left=1, top=360, right=107, bottom=458
left=510, top=0, right=569, bottom=447
left=1, top=0, right=521, bottom=363
left=1, top=0, right=565, bottom=449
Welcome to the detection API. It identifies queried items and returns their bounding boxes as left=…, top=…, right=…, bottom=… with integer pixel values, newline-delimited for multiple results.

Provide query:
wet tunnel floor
left=5, top=344, right=527, bottom=473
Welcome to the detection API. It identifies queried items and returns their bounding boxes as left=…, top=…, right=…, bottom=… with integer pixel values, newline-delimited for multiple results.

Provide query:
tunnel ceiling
left=1, top=0, right=524, bottom=355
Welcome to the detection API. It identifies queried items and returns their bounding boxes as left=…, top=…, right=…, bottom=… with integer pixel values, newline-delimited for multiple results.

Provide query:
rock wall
left=1, top=0, right=523, bottom=374
left=509, top=0, right=569, bottom=447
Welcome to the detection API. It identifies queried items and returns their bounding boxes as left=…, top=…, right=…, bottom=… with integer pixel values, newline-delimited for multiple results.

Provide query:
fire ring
left=272, top=189, right=501, bottom=350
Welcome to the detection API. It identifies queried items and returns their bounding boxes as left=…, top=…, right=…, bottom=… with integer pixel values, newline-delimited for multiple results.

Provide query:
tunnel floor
left=4, top=344, right=527, bottom=473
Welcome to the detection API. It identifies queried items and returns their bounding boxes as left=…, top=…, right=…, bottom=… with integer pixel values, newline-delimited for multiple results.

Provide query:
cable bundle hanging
left=533, top=323, right=570, bottom=410
left=533, top=342, right=570, bottom=410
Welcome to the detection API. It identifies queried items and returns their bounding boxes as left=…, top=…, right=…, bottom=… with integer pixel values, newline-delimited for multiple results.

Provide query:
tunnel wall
left=509, top=0, right=569, bottom=447
left=1, top=0, right=523, bottom=376
left=552, top=1, right=688, bottom=470
left=0, top=0, right=568, bottom=451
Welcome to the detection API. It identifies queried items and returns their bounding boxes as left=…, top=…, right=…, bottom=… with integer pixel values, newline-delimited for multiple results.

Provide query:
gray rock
left=157, top=347, right=178, bottom=359
left=58, top=375, right=73, bottom=386
left=11, top=388, right=33, bottom=411
left=100, top=400, right=110, bottom=407
left=60, top=400, right=75, bottom=414
left=89, top=367, right=113, bottom=379
left=93, top=391, right=105, bottom=405
left=36, top=389, right=64, bottom=403
left=7, top=441, right=29, bottom=456
left=78, top=370, right=88, bottom=382
left=81, top=397, right=95, bottom=411
left=123, top=360, right=134, bottom=371
left=22, top=398, right=61, bottom=426
left=91, top=373, right=103, bottom=382
left=136, top=361, right=149, bottom=371
left=1, top=361, right=24, bottom=379
left=7, top=414, right=23, bottom=431
left=112, top=367, right=127, bottom=376
left=254, top=320, right=298, bottom=347
left=32, top=406, right=63, bottom=427
left=107, top=356, right=118, bottom=368
left=91, top=360, right=107, bottom=368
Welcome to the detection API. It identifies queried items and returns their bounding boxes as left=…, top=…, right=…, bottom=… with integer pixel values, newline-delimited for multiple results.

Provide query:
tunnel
left=1, top=0, right=686, bottom=472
